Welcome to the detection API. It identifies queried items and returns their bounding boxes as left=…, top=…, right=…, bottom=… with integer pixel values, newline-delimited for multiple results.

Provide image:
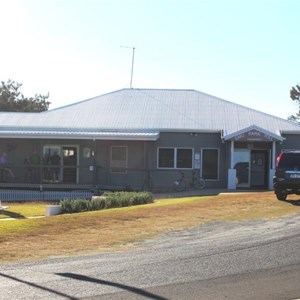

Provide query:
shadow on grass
left=0, top=210, right=26, bottom=219
left=282, top=199, right=300, bottom=206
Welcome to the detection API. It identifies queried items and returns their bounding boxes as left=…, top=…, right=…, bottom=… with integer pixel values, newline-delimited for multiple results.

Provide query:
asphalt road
left=1, top=214, right=300, bottom=299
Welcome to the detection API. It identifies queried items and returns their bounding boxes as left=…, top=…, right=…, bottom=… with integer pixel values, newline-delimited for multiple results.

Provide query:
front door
left=62, top=147, right=78, bottom=183
left=250, top=150, right=268, bottom=188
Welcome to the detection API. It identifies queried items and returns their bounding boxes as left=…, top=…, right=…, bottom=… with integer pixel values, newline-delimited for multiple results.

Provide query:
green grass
left=0, top=202, right=46, bottom=219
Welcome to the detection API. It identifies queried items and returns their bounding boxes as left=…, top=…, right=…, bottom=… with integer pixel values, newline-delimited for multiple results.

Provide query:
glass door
left=43, top=146, right=61, bottom=182
left=42, top=145, right=78, bottom=184
left=234, top=149, right=250, bottom=188
left=62, top=147, right=78, bottom=183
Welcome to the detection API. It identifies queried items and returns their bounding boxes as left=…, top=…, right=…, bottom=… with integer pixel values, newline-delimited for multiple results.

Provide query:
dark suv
left=273, top=150, right=300, bottom=200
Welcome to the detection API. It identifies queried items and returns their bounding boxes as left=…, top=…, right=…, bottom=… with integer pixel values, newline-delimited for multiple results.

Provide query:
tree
left=289, top=83, right=300, bottom=122
left=0, top=79, right=50, bottom=112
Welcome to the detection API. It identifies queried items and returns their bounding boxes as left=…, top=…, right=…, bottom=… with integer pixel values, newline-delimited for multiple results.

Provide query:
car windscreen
left=278, top=153, right=300, bottom=169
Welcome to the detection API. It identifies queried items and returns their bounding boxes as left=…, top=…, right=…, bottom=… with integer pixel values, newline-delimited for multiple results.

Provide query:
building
left=0, top=88, right=299, bottom=195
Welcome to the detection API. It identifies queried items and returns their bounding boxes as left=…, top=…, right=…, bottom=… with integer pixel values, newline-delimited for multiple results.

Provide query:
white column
left=269, top=141, right=276, bottom=190
left=230, top=140, right=234, bottom=169
left=272, top=141, right=276, bottom=169
left=228, top=140, right=236, bottom=189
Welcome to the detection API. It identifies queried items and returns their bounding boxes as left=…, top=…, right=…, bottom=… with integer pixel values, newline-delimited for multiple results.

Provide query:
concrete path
left=153, top=188, right=269, bottom=199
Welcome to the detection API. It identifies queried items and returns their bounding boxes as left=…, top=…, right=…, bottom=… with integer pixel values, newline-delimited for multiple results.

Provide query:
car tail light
left=276, top=152, right=284, bottom=170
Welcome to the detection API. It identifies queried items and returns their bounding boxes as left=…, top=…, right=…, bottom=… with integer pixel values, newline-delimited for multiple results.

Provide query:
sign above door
left=223, top=125, right=285, bottom=143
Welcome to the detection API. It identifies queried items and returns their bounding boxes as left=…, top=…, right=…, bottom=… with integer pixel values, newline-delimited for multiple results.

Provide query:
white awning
left=0, top=129, right=160, bottom=141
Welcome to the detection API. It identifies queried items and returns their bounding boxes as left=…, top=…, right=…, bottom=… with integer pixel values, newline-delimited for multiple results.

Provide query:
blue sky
left=0, top=0, right=299, bottom=119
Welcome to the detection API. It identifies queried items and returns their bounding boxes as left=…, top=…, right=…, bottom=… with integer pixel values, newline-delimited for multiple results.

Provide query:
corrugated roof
left=0, top=88, right=299, bottom=138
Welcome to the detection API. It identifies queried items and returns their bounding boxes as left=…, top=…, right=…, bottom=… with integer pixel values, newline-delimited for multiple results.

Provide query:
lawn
left=1, top=191, right=300, bottom=263
left=0, top=202, right=46, bottom=220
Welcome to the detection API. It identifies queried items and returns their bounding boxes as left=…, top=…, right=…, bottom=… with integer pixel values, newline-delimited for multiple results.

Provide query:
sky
left=0, top=0, right=299, bottom=119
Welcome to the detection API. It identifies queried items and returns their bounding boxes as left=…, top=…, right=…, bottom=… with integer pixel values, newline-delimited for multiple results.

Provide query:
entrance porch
left=224, top=125, right=284, bottom=190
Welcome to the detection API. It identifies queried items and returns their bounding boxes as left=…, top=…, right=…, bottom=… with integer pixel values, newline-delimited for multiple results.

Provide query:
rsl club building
left=0, top=88, right=299, bottom=193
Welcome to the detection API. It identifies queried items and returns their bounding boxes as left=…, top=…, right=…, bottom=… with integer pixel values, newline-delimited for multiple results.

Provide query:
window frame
left=157, top=147, right=194, bottom=169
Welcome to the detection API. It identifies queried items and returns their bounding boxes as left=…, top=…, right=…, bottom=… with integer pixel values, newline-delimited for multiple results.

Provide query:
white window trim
left=157, top=147, right=194, bottom=169
left=201, top=148, right=220, bottom=181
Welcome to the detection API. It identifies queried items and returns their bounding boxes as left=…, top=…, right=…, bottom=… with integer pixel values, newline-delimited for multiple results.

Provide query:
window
left=83, top=147, right=91, bottom=159
left=158, top=148, right=193, bottom=169
left=158, top=148, right=174, bottom=168
left=177, top=149, right=193, bottom=168
left=111, top=146, right=128, bottom=173
left=43, top=146, right=61, bottom=159
left=202, top=149, right=219, bottom=180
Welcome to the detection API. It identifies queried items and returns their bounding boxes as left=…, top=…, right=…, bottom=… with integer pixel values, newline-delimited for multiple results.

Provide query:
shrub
left=60, top=198, right=90, bottom=213
left=60, top=199, right=73, bottom=213
left=103, top=191, right=153, bottom=208
left=60, top=192, right=153, bottom=214
left=88, top=197, right=106, bottom=211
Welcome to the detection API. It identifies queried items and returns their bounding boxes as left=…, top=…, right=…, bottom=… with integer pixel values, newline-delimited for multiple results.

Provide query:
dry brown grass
left=1, top=191, right=300, bottom=263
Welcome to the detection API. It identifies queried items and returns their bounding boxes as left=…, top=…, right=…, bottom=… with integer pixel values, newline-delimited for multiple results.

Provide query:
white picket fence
left=0, top=190, right=93, bottom=202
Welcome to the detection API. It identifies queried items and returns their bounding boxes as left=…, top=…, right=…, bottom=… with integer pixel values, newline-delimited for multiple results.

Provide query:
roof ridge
left=133, top=87, right=197, bottom=92
left=47, top=88, right=127, bottom=112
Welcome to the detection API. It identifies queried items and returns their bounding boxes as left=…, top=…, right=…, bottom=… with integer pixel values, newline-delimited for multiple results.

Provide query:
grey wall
left=146, top=132, right=227, bottom=191
left=0, top=132, right=230, bottom=191
left=91, top=132, right=228, bottom=191
left=94, top=140, right=147, bottom=189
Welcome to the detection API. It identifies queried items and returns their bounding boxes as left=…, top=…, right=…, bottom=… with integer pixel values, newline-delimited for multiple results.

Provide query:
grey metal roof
left=0, top=88, right=299, bottom=139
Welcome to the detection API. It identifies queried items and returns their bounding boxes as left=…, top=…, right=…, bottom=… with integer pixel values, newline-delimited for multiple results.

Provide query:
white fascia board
left=281, top=130, right=300, bottom=135
left=158, top=129, right=222, bottom=134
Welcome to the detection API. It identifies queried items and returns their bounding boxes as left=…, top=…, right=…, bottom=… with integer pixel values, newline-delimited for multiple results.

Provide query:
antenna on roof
left=121, top=46, right=135, bottom=88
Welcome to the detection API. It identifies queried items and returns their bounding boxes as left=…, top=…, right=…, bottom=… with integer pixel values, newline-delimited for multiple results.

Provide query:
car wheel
left=276, top=190, right=287, bottom=201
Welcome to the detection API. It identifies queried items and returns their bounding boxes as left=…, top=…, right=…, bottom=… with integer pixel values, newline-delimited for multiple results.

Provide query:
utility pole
left=121, top=46, right=135, bottom=88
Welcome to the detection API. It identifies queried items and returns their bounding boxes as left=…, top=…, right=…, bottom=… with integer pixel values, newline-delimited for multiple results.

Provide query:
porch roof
left=223, top=125, right=285, bottom=142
